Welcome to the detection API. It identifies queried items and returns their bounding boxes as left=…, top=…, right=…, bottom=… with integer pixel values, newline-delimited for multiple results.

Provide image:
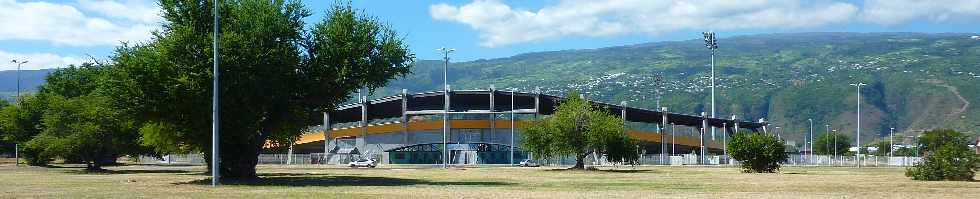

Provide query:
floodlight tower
left=11, top=59, right=27, bottom=102
left=703, top=31, right=718, bottom=140
left=850, top=82, right=867, bottom=168
left=438, top=47, right=455, bottom=169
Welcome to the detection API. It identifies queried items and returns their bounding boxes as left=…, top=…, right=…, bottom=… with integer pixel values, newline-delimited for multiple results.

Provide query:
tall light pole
left=703, top=31, right=718, bottom=141
left=808, top=119, right=813, bottom=164
left=825, top=124, right=830, bottom=165
left=850, top=82, right=866, bottom=167
left=832, top=129, right=838, bottom=161
left=210, top=0, right=220, bottom=186
left=11, top=60, right=27, bottom=102
left=438, top=47, right=454, bottom=169
left=889, top=127, right=895, bottom=158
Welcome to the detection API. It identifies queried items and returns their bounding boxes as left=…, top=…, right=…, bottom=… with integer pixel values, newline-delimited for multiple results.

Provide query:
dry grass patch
left=0, top=162, right=977, bottom=198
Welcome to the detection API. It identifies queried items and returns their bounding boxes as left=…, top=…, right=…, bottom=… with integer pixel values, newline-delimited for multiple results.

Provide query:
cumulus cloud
left=0, top=0, right=159, bottom=46
left=79, top=0, right=162, bottom=23
left=431, top=0, right=980, bottom=47
left=0, top=50, right=85, bottom=70
left=430, top=0, right=859, bottom=47
left=862, top=0, right=980, bottom=25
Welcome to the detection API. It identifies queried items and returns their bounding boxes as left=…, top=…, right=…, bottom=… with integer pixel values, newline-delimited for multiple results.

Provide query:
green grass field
left=0, top=160, right=977, bottom=198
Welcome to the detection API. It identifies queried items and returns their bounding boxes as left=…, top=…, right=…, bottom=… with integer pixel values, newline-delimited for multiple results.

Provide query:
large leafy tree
left=111, top=0, right=412, bottom=179
left=521, top=91, right=639, bottom=170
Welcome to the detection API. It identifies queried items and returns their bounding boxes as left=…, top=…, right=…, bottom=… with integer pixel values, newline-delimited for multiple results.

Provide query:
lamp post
left=703, top=31, right=718, bottom=141
left=210, top=0, right=220, bottom=186
left=825, top=124, right=830, bottom=165
left=11, top=59, right=27, bottom=102
left=438, top=47, right=454, bottom=169
left=833, top=129, right=838, bottom=163
left=889, top=127, right=895, bottom=158
left=808, top=119, right=813, bottom=165
left=850, top=82, right=866, bottom=168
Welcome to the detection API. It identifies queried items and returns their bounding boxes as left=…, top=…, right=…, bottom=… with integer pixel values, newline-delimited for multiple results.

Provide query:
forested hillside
left=374, top=32, right=980, bottom=141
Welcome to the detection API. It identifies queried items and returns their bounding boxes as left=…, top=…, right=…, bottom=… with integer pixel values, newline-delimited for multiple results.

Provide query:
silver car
left=348, top=159, right=377, bottom=168
left=519, top=159, right=540, bottom=167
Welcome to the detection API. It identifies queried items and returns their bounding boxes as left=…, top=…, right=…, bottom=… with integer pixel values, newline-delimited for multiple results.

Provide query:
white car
left=348, top=159, right=377, bottom=168
left=519, top=159, right=540, bottom=167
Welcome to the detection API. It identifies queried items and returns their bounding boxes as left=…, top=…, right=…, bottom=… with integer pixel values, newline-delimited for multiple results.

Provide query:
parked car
left=348, top=159, right=377, bottom=168
left=519, top=159, right=540, bottom=167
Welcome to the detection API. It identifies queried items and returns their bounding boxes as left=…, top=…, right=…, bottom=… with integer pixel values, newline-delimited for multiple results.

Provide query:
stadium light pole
left=850, top=83, right=866, bottom=168
left=833, top=129, right=838, bottom=165
left=210, top=0, right=220, bottom=186
left=11, top=59, right=27, bottom=102
left=438, top=47, right=454, bottom=169
left=702, top=31, right=718, bottom=141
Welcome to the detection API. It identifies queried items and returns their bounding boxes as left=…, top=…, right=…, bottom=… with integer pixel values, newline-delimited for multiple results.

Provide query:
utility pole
left=703, top=32, right=718, bottom=141
left=210, top=0, right=220, bottom=186
left=438, top=47, right=454, bottom=169
left=850, top=83, right=866, bottom=168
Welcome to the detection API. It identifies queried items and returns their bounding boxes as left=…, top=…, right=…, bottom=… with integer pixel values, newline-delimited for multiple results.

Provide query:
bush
left=727, top=132, right=788, bottom=173
left=905, top=138, right=979, bottom=181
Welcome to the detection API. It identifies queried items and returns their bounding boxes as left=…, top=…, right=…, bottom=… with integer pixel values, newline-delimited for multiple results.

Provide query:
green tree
left=521, top=91, right=639, bottom=170
left=111, top=0, right=412, bottom=179
left=812, top=132, right=851, bottom=155
left=728, top=132, right=788, bottom=173
left=916, top=129, right=971, bottom=155
left=905, top=129, right=979, bottom=181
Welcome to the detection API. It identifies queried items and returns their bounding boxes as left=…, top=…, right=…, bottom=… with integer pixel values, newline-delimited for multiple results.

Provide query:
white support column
left=323, top=112, right=330, bottom=160
left=287, top=143, right=294, bottom=165
left=510, top=89, right=515, bottom=165
left=443, top=85, right=451, bottom=168
left=402, top=89, right=409, bottom=145
left=700, top=112, right=707, bottom=164
left=661, top=107, right=668, bottom=165
left=361, top=96, right=368, bottom=151
left=489, top=85, right=495, bottom=144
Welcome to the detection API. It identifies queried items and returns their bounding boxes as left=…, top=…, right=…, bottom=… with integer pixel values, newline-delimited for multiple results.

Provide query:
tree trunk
left=215, top=131, right=266, bottom=180
left=572, top=152, right=586, bottom=170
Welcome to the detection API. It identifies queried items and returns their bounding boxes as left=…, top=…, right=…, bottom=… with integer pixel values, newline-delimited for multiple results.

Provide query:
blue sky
left=1, top=0, right=979, bottom=71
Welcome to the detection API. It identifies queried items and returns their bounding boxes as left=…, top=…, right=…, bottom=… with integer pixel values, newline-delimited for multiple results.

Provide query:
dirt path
left=924, top=79, right=970, bottom=118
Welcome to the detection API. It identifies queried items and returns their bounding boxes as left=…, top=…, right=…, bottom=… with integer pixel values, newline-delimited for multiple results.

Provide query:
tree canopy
left=109, top=0, right=412, bottom=179
left=812, top=132, right=851, bottom=155
left=521, top=91, right=639, bottom=169
left=727, top=132, right=788, bottom=173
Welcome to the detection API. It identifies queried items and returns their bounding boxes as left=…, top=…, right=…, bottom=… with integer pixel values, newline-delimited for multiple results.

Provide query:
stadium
left=285, top=88, right=768, bottom=165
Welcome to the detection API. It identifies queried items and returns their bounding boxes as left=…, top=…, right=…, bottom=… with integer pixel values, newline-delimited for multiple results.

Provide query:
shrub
left=727, top=132, right=788, bottom=173
left=905, top=130, right=980, bottom=181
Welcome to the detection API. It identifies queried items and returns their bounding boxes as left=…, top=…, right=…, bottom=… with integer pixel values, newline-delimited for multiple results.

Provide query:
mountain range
left=3, top=32, right=978, bottom=144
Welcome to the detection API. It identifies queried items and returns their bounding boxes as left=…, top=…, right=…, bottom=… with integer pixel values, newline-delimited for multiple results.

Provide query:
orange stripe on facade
left=289, top=120, right=721, bottom=149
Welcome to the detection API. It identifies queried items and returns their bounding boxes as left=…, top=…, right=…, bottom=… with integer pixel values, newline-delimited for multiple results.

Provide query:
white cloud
left=862, top=0, right=980, bottom=25
left=430, top=0, right=859, bottom=47
left=0, top=50, right=85, bottom=70
left=79, top=0, right=161, bottom=23
left=0, top=0, right=159, bottom=46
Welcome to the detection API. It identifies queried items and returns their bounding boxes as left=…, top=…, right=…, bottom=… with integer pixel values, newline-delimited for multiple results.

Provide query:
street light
left=438, top=47, right=454, bottom=169
left=11, top=59, right=27, bottom=102
left=808, top=119, right=813, bottom=164
left=850, top=82, right=867, bottom=168
left=889, top=127, right=895, bottom=158
left=210, top=0, right=220, bottom=186
left=703, top=31, right=718, bottom=141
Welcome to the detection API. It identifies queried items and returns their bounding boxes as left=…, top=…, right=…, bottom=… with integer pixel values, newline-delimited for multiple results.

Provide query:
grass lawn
left=0, top=160, right=977, bottom=198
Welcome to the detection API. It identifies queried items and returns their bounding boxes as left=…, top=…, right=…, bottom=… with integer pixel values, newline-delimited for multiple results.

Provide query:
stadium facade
left=288, top=88, right=768, bottom=165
